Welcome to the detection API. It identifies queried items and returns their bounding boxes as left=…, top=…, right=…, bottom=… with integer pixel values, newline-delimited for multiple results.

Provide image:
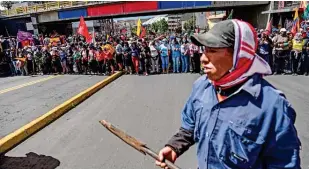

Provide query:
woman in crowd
left=149, top=41, right=159, bottom=74
left=59, top=46, right=69, bottom=74
left=131, top=42, right=140, bottom=75
left=171, top=39, right=181, bottom=73
left=180, top=40, right=189, bottom=73
left=159, top=39, right=169, bottom=74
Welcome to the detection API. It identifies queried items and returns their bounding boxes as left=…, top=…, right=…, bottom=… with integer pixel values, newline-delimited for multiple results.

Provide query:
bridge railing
left=0, top=1, right=104, bottom=17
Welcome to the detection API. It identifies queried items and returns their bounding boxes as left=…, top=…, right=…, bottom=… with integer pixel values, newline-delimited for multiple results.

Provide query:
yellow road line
left=0, top=71, right=123, bottom=154
left=0, top=75, right=59, bottom=95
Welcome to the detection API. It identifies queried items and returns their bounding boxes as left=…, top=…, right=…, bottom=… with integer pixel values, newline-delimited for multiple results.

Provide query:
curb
left=0, top=71, right=123, bottom=154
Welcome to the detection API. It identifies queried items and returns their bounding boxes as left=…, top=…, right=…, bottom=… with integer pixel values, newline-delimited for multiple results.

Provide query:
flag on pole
left=136, top=18, right=142, bottom=36
left=77, top=16, right=92, bottom=43
left=291, top=8, right=300, bottom=35
left=139, top=26, right=146, bottom=38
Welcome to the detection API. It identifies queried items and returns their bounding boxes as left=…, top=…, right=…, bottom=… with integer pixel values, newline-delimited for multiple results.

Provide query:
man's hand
left=155, top=146, right=177, bottom=169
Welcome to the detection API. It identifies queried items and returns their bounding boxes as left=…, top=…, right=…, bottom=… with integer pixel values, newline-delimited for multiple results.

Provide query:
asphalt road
left=2, top=74, right=309, bottom=169
left=0, top=75, right=107, bottom=138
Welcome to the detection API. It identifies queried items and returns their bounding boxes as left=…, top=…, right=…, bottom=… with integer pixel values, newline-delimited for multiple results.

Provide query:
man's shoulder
left=191, top=75, right=210, bottom=93
left=260, top=78, right=295, bottom=122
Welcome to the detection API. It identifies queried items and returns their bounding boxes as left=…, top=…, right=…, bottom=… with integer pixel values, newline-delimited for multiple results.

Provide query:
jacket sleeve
left=165, top=127, right=194, bottom=157
left=264, top=97, right=301, bottom=169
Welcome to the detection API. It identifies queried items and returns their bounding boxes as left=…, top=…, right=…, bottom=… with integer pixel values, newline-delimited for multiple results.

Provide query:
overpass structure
left=0, top=1, right=270, bottom=36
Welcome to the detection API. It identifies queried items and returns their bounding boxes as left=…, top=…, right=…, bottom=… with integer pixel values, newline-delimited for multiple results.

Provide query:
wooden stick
left=99, top=120, right=182, bottom=169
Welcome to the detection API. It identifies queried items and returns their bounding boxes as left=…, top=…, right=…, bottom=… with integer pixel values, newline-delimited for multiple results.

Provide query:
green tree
left=150, top=19, right=168, bottom=33
left=157, top=19, right=168, bottom=33
left=0, top=1, right=15, bottom=9
left=184, top=15, right=196, bottom=31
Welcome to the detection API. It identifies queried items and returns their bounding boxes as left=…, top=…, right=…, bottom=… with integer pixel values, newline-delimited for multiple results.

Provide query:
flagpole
left=267, top=1, right=274, bottom=24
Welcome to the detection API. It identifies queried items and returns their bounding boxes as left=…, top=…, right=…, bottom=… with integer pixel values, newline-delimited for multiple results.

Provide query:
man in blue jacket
left=156, top=19, right=301, bottom=169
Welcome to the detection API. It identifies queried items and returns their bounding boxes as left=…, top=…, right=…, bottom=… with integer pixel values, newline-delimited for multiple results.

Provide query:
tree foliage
left=184, top=15, right=196, bottom=31
left=0, top=1, right=15, bottom=9
left=150, top=19, right=168, bottom=33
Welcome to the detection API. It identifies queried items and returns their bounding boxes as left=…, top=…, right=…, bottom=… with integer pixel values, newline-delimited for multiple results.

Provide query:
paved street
left=1, top=74, right=309, bottom=169
left=0, top=75, right=107, bottom=138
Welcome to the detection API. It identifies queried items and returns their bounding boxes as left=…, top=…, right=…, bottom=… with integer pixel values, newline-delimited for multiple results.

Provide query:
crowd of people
left=257, top=26, right=309, bottom=76
left=0, top=33, right=203, bottom=76
left=2, top=25, right=309, bottom=77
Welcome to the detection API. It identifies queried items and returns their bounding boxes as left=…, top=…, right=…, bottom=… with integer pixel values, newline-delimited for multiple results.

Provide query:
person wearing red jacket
left=103, top=46, right=115, bottom=75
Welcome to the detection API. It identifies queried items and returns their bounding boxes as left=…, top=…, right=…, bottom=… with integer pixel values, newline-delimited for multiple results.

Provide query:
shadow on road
left=0, top=152, right=60, bottom=169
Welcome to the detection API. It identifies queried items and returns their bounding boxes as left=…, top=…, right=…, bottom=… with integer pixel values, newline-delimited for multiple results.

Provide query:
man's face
left=201, top=47, right=233, bottom=81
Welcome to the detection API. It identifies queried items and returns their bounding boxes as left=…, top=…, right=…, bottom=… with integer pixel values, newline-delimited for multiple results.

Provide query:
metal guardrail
left=0, top=1, right=104, bottom=17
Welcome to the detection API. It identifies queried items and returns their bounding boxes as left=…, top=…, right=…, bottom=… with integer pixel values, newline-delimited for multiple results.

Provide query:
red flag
left=77, top=16, right=92, bottom=43
left=139, top=26, right=146, bottom=38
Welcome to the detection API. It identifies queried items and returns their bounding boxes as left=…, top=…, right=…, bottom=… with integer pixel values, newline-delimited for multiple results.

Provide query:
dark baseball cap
left=190, top=20, right=235, bottom=48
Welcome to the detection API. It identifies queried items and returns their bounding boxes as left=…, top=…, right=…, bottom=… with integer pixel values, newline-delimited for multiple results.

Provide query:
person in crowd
left=189, top=40, right=200, bottom=73
left=66, top=45, right=74, bottom=74
left=258, top=31, right=273, bottom=66
left=88, top=45, right=98, bottom=75
left=51, top=47, right=60, bottom=74
left=131, top=42, right=140, bottom=75
left=59, top=46, right=69, bottom=74
left=140, top=41, right=151, bottom=76
left=159, top=39, right=169, bottom=74
left=115, top=40, right=124, bottom=71
left=81, top=46, right=88, bottom=75
left=33, top=46, right=43, bottom=75
left=304, top=35, right=309, bottom=76
left=291, top=33, right=305, bottom=76
left=72, top=47, right=82, bottom=74
left=180, top=40, right=189, bottom=73
left=171, top=39, right=181, bottom=73
left=149, top=41, right=159, bottom=74
left=103, top=46, right=115, bottom=75
left=155, top=19, right=301, bottom=169
left=42, top=46, right=52, bottom=75
left=26, top=47, right=34, bottom=75
left=123, top=41, right=132, bottom=75
left=272, top=28, right=291, bottom=75
left=96, top=47, right=105, bottom=75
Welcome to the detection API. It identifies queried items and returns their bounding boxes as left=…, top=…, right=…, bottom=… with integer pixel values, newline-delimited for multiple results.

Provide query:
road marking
left=0, top=75, right=60, bottom=95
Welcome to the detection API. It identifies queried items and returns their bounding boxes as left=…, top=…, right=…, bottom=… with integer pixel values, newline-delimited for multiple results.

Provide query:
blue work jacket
left=181, top=74, right=301, bottom=169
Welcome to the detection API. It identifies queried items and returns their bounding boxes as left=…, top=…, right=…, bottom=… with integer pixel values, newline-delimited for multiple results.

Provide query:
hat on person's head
left=190, top=20, right=235, bottom=48
left=280, top=28, right=287, bottom=32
